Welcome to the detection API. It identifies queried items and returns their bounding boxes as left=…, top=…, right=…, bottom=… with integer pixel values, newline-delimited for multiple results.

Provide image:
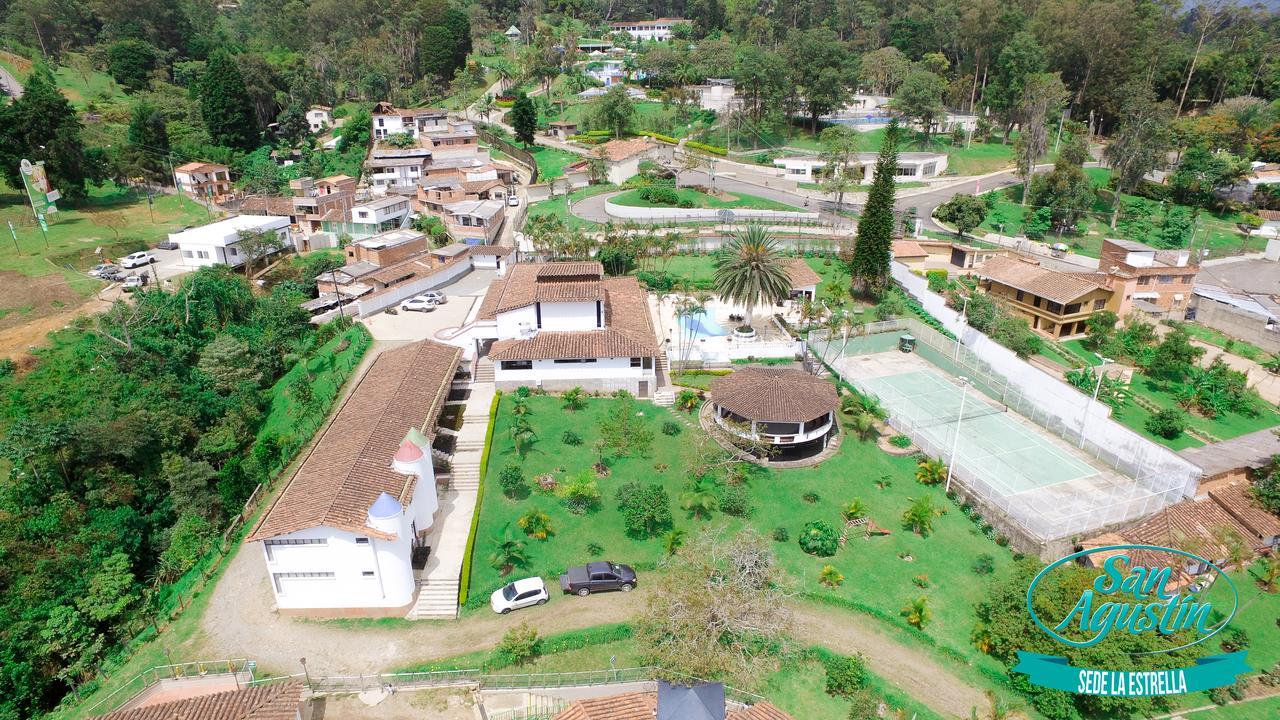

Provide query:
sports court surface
left=835, top=349, right=1169, bottom=540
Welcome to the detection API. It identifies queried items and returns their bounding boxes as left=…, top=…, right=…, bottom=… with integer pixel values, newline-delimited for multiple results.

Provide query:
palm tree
left=841, top=499, right=867, bottom=523
left=476, top=94, right=495, bottom=123
left=902, top=496, right=939, bottom=536
left=663, top=528, right=687, bottom=555
left=1253, top=557, right=1280, bottom=592
left=510, top=416, right=537, bottom=458
left=818, top=565, right=845, bottom=588
left=846, top=412, right=877, bottom=441
left=489, top=524, right=530, bottom=575
left=902, top=596, right=931, bottom=628
left=680, top=478, right=720, bottom=519
left=562, top=386, right=587, bottom=411
left=712, top=225, right=792, bottom=333
left=915, top=457, right=947, bottom=486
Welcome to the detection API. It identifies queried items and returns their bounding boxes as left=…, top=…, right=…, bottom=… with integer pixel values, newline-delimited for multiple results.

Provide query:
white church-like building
left=247, top=339, right=462, bottom=615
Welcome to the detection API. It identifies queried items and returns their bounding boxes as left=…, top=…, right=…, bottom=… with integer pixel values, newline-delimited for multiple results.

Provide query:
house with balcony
left=707, top=368, right=839, bottom=462
left=472, top=262, right=661, bottom=396
left=608, top=17, right=685, bottom=41
left=248, top=339, right=461, bottom=615
left=442, top=199, right=506, bottom=245
left=1098, top=238, right=1199, bottom=317
left=975, top=255, right=1119, bottom=338
left=173, top=161, right=235, bottom=203
left=291, top=175, right=358, bottom=236
left=321, top=195, right=412, bottom=239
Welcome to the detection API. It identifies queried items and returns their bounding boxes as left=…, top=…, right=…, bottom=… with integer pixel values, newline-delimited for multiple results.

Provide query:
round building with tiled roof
left=708, top=367, right=840, bottom=461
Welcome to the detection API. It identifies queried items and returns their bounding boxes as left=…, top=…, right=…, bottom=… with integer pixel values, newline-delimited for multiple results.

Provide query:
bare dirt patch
left=313, top=688, right=476, bottom=720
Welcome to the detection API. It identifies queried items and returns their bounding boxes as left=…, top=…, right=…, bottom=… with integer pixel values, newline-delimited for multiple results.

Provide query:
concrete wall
left=1192, top=298, right=1280, bottom=353
left=260, top=522, right=417, bottom=611
left=495, top=359, right=655, bottom=396
left=352, top=258, right=473, bottom=317
left=603, top=199, right=818, bottom=223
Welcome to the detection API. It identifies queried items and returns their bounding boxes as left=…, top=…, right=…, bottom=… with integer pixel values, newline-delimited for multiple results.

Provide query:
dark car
left=559, top=561, right=637, bottom=596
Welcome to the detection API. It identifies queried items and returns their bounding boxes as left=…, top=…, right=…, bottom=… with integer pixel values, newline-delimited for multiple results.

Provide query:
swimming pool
left=680, top=310, right=728, bottom=338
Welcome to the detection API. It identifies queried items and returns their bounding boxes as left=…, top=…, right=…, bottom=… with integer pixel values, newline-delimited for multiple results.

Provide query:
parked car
left=507, top=194, right=521, bottom=207
left=88, top=263, right=119, bottom=278
left=102, top=269, right=129, bottom=283
left=120, top=251, right=156, bottom=268
left=399, top=295, right=438, bottom=313
left=122, top=275, right=149, bottom=292
left=560, top=561, right=637, bottom=596
left=490, top=577, right=549, bottom=614
left=419, top=290, right=446, bottom=304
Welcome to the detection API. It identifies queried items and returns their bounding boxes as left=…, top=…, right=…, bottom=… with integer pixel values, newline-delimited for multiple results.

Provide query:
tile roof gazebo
left=708, top=368, right=839, bottom=462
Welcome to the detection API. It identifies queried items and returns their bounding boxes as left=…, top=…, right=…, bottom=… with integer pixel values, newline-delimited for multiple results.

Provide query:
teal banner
left=1014, top=652, right=1250, bottom=696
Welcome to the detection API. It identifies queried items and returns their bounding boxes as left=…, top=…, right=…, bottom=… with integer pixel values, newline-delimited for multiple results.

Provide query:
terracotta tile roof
left=729, top=702, right=794, bottom=720
left=891, top=240, right=928, bottom=258
left=95, top=681, right=303, bottom=720
left=478, top=262, right=607, bottom=317
left=247, top=340, right=461, bottom=542
left=710, top=368, right=839, bottom=423
left=554, top=692, right=794, bottom=720
left=1209, top=483, right=1280, bottom=541
left=976, top=255, right=1104, bottom=304
left=538, top=262, right=604, bottom=278
left=1119, top=497, right=1261, bottom=559
left=780, top=259, right=821, bottom=289
left=599, top=138, right=657, bottom=162
left=175, top=161, right=227, bottom=173
left=489, top=277, right=660, bottom=361
left=469, top=245, right=515, bottom=255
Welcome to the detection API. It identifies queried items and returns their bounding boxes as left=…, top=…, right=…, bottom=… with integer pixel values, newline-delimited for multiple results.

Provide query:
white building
left=609, top=18, right=684, bottom=41
left=321, top=196, right=412, bottom=238
left=306, top=106, right=332, bottom=133
left=773, top=152, right=948, bottom=184
left=247, top=340, right=462, bottom=615
left=170, top=215, right=290, bottom=268
left=707, top=367, right=840, bottom=462
left=473, top=262, right=661, bottom=396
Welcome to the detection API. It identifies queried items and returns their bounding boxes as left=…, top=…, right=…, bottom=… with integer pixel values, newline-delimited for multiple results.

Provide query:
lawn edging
left=459, top=390, right=503, bottom=605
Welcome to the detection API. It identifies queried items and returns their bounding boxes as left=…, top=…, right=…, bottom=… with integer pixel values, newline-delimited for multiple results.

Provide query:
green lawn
left=611, top=187, right=802, bottom=211
left=978, top=170, right=1260, bottom=259
left=526, top=184, right=616, bottom=229
left=543, top=101, right=712, bottom=140
left=529, top=145, right=583, bottom=180
left=0, top=51, right=128, bottom=109
left=467, top=393, right=1018, bottom=676
left=638, top=254, right=849, bottom=304
left=1176, top=322, right=1272, bottom=363
left=1181, top=697, right=1280, bottom=719
left=731, top=125, right=1018, bottom=177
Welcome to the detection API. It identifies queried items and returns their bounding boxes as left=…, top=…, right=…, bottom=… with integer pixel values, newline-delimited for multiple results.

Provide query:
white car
left=507, top=194, right=521, bottom=207
left=399, top=295, right=438, bottom=313
left=419, top=290, right=446, bottom=304
left=120, top=252, right=156, bottom=268
left=122, top=275, right=148, bottom=292
left=491, top=577, right=549, bottom=614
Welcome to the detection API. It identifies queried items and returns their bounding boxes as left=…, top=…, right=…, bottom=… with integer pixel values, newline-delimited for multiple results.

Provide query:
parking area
left=361, top=268, right=497, bottom=343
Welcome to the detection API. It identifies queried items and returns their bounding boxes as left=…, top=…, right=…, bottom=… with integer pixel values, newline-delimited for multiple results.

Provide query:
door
left=638, top=381, right=649, bottom=398
left=514, top=589, right=540, bottom=608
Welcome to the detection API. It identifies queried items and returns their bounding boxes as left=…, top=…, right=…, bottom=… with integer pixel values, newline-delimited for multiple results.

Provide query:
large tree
left=0, top=65, right=92, bottom=200
left=817, top=125, right=860, bottom=216
left=509, top=92, right=537, bottom=146
left=893, top=69, right=947, bottom=141
left=1029, top=129, right=1095, bottom=232
left=984, top=32, right=1047, bottom=142
left=124, top=101, right=171, bottom=184
left=1013, top=73, right=1068, bottom=205
left=1104, top=85, right=1173, bottom=228
left=712, top=225, right=792, bottom=332
left=849, top=120, right=901, bottom=296
left=198, top=50, right=260, bottom=151
left=786, top=27, right=856, bottom=132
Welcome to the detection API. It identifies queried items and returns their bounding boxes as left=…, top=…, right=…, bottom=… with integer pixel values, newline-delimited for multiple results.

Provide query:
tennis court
left=861, top=369, right=1099, bottom=495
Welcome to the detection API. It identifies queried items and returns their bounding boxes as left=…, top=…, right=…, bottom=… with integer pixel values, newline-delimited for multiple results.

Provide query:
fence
left=82, top=660, right=253, bottom=716
left=602, top=198, right=820, bottom=225
left=478, top=127, right=539, bottom=184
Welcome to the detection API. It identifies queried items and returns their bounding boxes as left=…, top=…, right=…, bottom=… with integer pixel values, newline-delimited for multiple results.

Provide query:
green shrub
left=515, top=385, right=533, bottom=398
left=720, top=484, right=752, bottom=517
left=1219, top=627, right=1249, bottom=652
left=558, top=470, right=602, bottom=515
left=616, top=481, right=673, bottom=538
left=799, top=520, right=839, bottom=557
left=638, top=130, right=678, bottom=144
left=638, top=186, right=680, bottom=205
left=661, top=421, right=681, bottom=436
left=686, top=140, right=727, bottom=156
left=586, top=542, right=604, bottom=556
left=491, top=623, right=541, bottom=666
left=562, top=429, right=583, bottom=445
left=889, top=435, right=912, bottom=448
left=772, top=526, right=790, bottom=542
left=517, top=509, right=554, bottom=540
left=1145, top=407, right=1187, bottom=439
left=803, top=491, right=820, bottom=503
left=925, top=269, right=949, bottom=292
left=677, top=199, right=695, bottom=208
left=971, top=554, right=995, bottom=575
left=459, top=391, right=502, bottom=604
left=499, top=463, right=526, bottom=498
left=822, top=653, right=869, bottom=697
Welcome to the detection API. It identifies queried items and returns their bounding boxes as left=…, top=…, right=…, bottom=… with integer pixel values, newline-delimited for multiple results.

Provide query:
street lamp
left=953, top=294, right=971, bottom=362
left=944, top=376, right=969, bottom=493
left=299, top=657, right=311, bottom=689
left=1078, top=353, right=1113, bottom=448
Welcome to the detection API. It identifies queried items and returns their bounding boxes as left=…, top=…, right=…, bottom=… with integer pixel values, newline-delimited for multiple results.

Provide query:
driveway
left=361, top=268, right=495, bottom=343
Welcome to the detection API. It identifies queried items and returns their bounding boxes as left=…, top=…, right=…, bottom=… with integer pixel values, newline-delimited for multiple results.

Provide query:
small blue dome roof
left=368, top=491, right=402, bottom=519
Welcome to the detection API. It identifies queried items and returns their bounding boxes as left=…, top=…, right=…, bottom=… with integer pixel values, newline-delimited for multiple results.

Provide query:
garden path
left=790, top=604, right=991, bottom=718
left=1152, top=323, right=1280, bottom=404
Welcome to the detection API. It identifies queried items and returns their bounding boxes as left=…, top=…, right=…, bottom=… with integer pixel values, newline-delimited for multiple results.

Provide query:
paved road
left=0, top=64, right=22, bottom=99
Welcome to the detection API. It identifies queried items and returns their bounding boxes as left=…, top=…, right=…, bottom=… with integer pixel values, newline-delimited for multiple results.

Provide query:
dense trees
left=0, top=65, right=93, bottom=199
left=198, top=51, right=259, bottom=152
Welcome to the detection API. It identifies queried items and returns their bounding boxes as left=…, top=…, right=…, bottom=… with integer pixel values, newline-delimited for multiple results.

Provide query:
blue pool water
left=680, top=310, right=728, bottom=338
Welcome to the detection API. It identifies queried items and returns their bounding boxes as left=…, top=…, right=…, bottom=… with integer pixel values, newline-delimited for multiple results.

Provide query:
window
left=1137, top=276, right=1151, bottom=285
left=1015, top=290, right=1024, bottom=302
left=182, top=250, right=193, bottom=258
left=362, top=571, right=375, bottom=577
left=272, top=571, right=335, bottom=594
left=554, top=358, right=598, bottom=364
left=1065, top=303, right=1082, bottom=314
left=1046, top=301, right=1063, bottom=314
left=264, top=537, right=327, bottom=561
left=643, top=357, right=653, bottom=369
left=1158, top=275, right=1174, bottom=284
left=1093, top=299, right=1106, bottom=310
left=630, top=357, right=642, bottom=368
left=501, top=360, right=533, bottom=370
left=228, top=247, right=238, bottom=256
left=1033, top=297, right=1042, bottom=308
left=355, top=537, right=370, bottom=545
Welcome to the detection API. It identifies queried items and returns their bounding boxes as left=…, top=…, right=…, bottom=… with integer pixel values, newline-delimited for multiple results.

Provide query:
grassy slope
left=610, top=187, right=801, bottom=211
left=525, top=183, right=616, bottom=229
left=528, top=145, right=583, bottom=180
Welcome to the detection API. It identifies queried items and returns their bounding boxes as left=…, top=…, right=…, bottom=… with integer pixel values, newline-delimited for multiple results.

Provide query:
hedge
left=458, top=390, right=503, bottom=605
left=637, top=130, right=678, bottom=145
left=685, top=140, right=728, bottom=156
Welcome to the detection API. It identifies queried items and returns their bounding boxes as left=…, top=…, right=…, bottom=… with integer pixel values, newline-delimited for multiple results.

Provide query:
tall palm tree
left=712, top=225, right=792, bottom=332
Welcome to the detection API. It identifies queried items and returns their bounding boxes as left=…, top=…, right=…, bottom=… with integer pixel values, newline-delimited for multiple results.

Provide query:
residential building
left=469, top=244, right=515, bottom=275
left=92, top=680, right=305, bottom=720
left=891, top=239, right=929, bottom=268
left=598, top=138, right=667, bottom=185
left=608, top=18, right=686, bottom=41
left=240, top=196, right=300, bottom=228
left=582, top=58, right=627, bottom=86
left=781, top=258, right=820, bottom=300
left=548, top=120, right=579, bottom=140
left=773, top=152, right=947, bottom=183
left=321, top=195, right=412, bottom=238
left=1189, top=283, right=1280, bottom=354
left=473, top=262, right=661, bottom=395
left=1257, top=209, right=1280, bottom=239
left=173, top=161, right=235, bottom=204
left=555, top=681, right=793, bottom=720
left=316, top=242, right=471, bottom=299
left=1098, top=238, right=1199, bottom=315
left=247, top=339, right=463, bottom=615
left=442, top=198, right=506, bottom=245
left=708, top=368, right=839, bottom=461
left=169, top=215, right=290, bottom=269
left=689, top=78, right=739, bottom=112
left=345, top=228, right=431, bottom=266
left=290, top=175, right=358, bottom=236
left=975, top=255, right=1117, bottom=338
left=504, top=25, right=521, bottom=41
left=306, top=105, right=332, bottom=133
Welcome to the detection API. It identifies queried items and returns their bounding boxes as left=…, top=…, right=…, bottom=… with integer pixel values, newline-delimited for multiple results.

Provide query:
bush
left=799, top=520, right=839, bottom=557
left=720, top=484, right=752, bottom=517
left=889, top=434, right=912, bottom=448
left=515, top=386, right=533, bottom=398
left=772, top=526, right=790, bottom=542
left=1220, top=627, right=1249, bottom=652
left=558, top=470, right=602, bottom=515
left=686, top=140, right=728, bottom=156
left=561, top=429, right=583, bottom=446
left=971, top=554, right=995, bottom=575
left=661, top=421, right=682, bottom=436
left=635, top=270, right=677, bottom=291
left=818, top=564, right=845, bottom=588
left=925, top=269, right=949, bottom=292
left=492, top=623, right=541, bottom=666
left=822, top=653, right=868, bottom=697
left=638, top=186, right=680, bottom=205
left=586, top=542, right=604, bottom=556
left=803, top=491, right=820, bottom=504
left=517, top=509, right=554, bottom=540
left=616, top=481, right=673, bottom=537
left=499, top=463, right=526, bottom=498
left=1145, top=407, right=1187, bottom=439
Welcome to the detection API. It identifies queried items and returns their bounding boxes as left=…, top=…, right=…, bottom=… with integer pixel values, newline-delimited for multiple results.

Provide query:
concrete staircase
left=475, top=358, right=495, bottom=383
left=410, top=577, right=461, bottom=620
left=653, top=388, right=676, bottom=407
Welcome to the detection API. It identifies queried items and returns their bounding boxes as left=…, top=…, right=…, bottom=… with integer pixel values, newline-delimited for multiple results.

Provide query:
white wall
left=352, top=258, right=473, bottom=317
left=496, top=305, right=538, bottom=338
left=603, top=198, right=819, bottom=223
left=539, top=300, right=600, bottom=331
left=260, top=523, right=416, bottom=610
left=495, top=358, right=655, bottom=394
left=180, top=242, right=239, bottom=268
